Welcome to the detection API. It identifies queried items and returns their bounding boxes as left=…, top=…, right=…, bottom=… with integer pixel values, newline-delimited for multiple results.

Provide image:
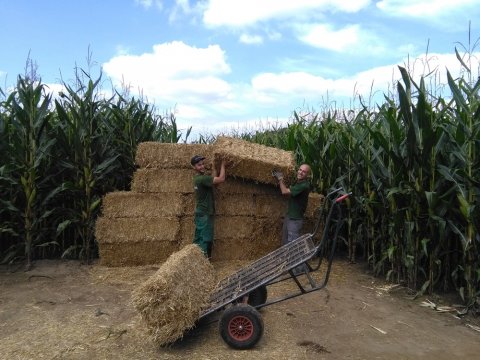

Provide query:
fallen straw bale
left=131, top=168, right=194, bottom=193
left=95, top=217, right=180, bottom=243
left=101, top=192, right=186, bottom=218
left=99, top=241, right=179, bottom=267
left=213, top=136, right=295, bottom=185
left=135, top=142, right=213, bottom=169
left=131, top=244, right=216, bottom=345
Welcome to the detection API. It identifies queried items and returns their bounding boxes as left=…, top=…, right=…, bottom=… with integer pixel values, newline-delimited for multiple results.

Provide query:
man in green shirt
left=191, top=155, right=226, bottom=258
left=274, top=164, right=311, bottom=245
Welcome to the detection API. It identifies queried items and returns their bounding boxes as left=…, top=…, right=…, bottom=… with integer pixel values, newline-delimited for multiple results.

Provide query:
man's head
left=191, top=155, right=206, bottom=173
left=297, top=164, right=311, bottom=181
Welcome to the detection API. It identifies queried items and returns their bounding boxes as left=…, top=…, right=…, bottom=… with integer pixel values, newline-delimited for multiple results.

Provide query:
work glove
left=272, top=169, right=284, bottom=181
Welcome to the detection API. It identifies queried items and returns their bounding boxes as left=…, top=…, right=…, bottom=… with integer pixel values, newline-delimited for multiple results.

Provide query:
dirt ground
left=1, top=257, right=479, bottom=360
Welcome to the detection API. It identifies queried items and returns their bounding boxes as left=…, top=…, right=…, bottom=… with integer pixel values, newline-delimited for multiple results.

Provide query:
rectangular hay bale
left=131, top=244, right=216, bottom=345
left=135, top=142, right=213, bottom=169
left=98, top=241, right=179, bottom=267
left=213, top=136, right=296, bottom=185
left=215, top=192, right=255, bottom=216
left=254, top=194, right=287, bottom=218
left=101, top=191, right=186, bottom=218
left=305, top=192, right=325, bottom=219
left=95, top=217, right=180, bottom=243
left=131, top=168, right=194, bottom=193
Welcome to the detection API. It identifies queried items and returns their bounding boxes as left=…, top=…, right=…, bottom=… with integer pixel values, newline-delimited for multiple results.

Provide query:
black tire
left=247, top=285, right=268, bottom=307
left=219, top=304, right=264, bottom=349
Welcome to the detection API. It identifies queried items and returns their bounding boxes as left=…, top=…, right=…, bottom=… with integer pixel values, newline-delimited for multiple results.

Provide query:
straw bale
left=99, top=241, right=179, bottom=267
left=179, top=216, right=195, bottom=248
left=131, top=244, right=216, bottom=345
left=101, top=192, right=185, bottom=218
left=131, top=168, right=194, bottom=193
left=210, top=238, right=258, bottom=261
left=135, top=142, right=213, bottom=169
left=215, top=192, right=254, bottom=216
left=179, top=216, right=257, bottom=242
left=213, top=136, right=295, bottom=185
left=252, top=216, right=283, bottom=240
left=216, top=177, right=278, bottom=195
left=95, top=217, right=180, bottom=243
left=305, top=192, right=325, bottom=219
left=215, top=216, right=255, bottom=238
left=183, top=193, right=196, bottom=215
left=254, top=194, right=287, bottom=218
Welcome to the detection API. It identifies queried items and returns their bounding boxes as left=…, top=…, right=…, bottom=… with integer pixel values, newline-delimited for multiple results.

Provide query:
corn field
left=242, top=54, right=480, bottom=307
left=0, top=70, right=189, bottom=268
left=1, top=52, right=479, bottom=308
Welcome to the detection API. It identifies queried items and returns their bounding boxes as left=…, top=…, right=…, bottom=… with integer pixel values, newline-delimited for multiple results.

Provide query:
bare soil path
left=1, top=258, right=479, bottom=360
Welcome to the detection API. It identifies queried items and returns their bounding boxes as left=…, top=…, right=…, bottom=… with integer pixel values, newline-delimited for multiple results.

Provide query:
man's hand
left=272, top=169, right=284, bottom=181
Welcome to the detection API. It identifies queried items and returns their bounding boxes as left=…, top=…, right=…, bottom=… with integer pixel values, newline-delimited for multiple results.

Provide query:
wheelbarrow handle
left=335, top=193, right=351, bottom=203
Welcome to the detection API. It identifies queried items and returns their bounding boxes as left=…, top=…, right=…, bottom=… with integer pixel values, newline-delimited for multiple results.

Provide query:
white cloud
left=296, top=23, right=389, bottom=56
left=249, top=51, right=480, bottom=107
left=297, top=24, right=360, bottom=52
left=135, top=0, right=163, bottom=10
left=103, top=41, right=231, bottom=101
left=239, top=34, right=263, bottom=45
left=203, top=0, right=371, bottom=27
left=102, top=41, right=235, bottom=129
left=377, top=0, right=477, bottom=18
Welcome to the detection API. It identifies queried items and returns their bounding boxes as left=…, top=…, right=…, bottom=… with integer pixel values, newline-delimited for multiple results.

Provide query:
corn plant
left=1, top=77, right=60, bottom=269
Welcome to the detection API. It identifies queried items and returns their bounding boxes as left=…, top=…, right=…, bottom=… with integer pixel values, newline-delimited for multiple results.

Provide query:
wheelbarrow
left=197, top=188, right=351, bottom=349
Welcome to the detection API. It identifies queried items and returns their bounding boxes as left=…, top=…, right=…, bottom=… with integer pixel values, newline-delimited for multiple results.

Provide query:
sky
left=1, top=0, right=480, bottom=140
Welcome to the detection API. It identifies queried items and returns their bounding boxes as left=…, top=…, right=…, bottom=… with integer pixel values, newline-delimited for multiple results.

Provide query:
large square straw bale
left=135, top=142, right=213, bottom=169
left=95, top=217, right=180, bottom=244
left=305, top=192, right=325, bottom=219
left=214, top=216, right=255, bottom=238
left=213, top=136, right=295, bottom=185
left=101, top=192, right=185, bottom=218
left=131, top=168, right=194, bottom=193
left=98, top=241, right=179, bottom=267
left=254, top=194, right=287, bottom=218
left=217, top=177, right=278, bottom=195
left=131, top=244, right=216, bottom=345
left=179, top=216, right=194, bottom=248
left=210, top=237, right=257, bottom=260
left=215, top=193, right=254, bottom=216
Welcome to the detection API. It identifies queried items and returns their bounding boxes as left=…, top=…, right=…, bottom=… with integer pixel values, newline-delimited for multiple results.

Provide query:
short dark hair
left=191, top=155, right=206, bottom=166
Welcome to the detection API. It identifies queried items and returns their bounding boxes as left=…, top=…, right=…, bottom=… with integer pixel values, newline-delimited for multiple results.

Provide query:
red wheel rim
left=228, top=315, right=254, bottom=341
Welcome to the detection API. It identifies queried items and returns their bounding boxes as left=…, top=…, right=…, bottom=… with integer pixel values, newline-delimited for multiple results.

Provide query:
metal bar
left=201, top=233, right=318, bottom=317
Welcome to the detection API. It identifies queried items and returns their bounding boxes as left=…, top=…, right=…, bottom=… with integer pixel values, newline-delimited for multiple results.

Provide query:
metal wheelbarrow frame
left=198, top=188, right=351, bottom=349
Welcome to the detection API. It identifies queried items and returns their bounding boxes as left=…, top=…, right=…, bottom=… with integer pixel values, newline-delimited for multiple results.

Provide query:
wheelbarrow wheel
left=247, top=285, right=267, bottom=307
left=219, top=304, right=264, bottom=349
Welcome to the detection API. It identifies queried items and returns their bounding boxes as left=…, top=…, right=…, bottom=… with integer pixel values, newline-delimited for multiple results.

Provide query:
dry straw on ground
left=131, top=244, right=216, bottom=345
left=213, top=136, right=295, bottom=185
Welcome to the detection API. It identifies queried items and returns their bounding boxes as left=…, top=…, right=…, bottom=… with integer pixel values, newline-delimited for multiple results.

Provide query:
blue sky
left=1, top=0, right=480, bottom=140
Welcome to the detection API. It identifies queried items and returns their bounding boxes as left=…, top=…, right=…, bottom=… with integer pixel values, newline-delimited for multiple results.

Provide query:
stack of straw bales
left=95, top=138, right=324, bottom=266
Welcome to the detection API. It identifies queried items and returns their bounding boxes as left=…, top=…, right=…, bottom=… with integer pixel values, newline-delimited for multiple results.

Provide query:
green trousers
left=193, top=214, right=214, bottom=257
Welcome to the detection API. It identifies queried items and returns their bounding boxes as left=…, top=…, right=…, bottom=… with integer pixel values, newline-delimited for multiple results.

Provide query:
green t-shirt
left=287, top=180, right=310, bottom=220
left=193, top=174, right=214, bottom=215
